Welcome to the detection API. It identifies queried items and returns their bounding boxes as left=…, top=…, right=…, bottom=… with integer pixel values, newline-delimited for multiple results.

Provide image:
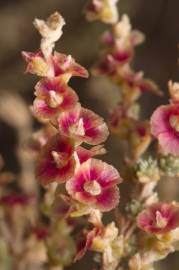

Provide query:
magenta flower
left=137, top=203, right=179, bottom=235
left=33, top=77, right=78, bottom=120
left=151, top=103, right=179, bottom=156
left=66, top=159, right=122, bottom=212
left=57, top=104, right=109, bottom=145
left=35, top=134, right=75, bottom=185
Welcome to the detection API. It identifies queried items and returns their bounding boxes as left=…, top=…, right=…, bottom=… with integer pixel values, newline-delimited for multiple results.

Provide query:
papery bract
left=137, top=203, right=179, bottom=235
left=35, top=134, right=75, bottom=185
left=66, top=158, right=122, bottom=212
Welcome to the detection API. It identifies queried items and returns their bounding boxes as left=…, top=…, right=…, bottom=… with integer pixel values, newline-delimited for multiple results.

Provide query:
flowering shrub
left=0, top=1, right=179, bottom=270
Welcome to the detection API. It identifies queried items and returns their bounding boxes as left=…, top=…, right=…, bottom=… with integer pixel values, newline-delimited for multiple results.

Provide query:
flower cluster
left=17, top=11, right=125, bottom=270
left=91, top=13, right=161, bottom=160
left=84, top=2, right=179, bottom=270
left=23, top=12, right=122, bottom=216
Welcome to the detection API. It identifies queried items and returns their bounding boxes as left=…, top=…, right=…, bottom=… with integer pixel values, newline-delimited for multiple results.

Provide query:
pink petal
left=158, top=132, right=179, bottom=156
left=81, top=108, right=109, bottom=145
left=151, top=105, right=171, bottom=137
left=95, top=185, right=119, bottom=211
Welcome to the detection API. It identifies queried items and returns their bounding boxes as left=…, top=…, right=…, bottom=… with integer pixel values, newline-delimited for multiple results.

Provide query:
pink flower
left=66, top=159, right=122, bottom=212
left=35, top=134, right=75, bottom=185
left=33, top=77, right=78, bottom=120
left=137, top=203, right=179, bottom=235
left=22, top=51, right=89, bottom=80
left=57, top=104, right=109, bottom=145
left=151, top=103, right=179, bottom=156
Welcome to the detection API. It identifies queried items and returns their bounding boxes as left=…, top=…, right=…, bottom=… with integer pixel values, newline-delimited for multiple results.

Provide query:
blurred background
left=0, top=0, right=179, bottom=269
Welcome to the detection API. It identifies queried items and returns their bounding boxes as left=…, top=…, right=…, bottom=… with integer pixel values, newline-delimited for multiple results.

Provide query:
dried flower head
left=34, top=12, right=65, bottom=58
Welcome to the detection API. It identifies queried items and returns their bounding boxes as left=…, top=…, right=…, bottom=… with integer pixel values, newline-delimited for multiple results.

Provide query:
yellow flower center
left=84, top=180, right=101, bottom=196
left=155, top=211, right=167, bottom=228
left=48, top=90, right=63, bottom=108
left=169, top=115, right=179, bottom=132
